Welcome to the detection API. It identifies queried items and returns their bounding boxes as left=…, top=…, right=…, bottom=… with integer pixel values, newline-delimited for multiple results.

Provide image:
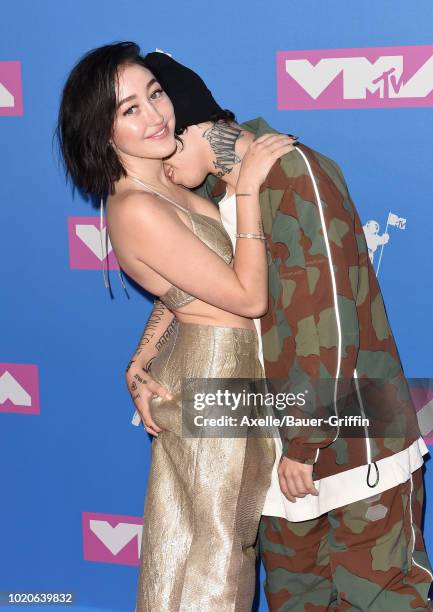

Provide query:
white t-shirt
left=218, top=189, right=429, bottom=521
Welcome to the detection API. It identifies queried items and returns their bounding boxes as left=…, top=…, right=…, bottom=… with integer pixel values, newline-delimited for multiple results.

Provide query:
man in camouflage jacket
left=127, top=53, right=433, bottom=610
left=194, top=116, right=432, bottom=611
left=196, top=117, right=418, bottom=478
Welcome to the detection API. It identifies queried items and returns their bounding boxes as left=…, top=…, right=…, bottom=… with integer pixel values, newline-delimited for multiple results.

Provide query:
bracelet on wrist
left=235, top=232, right=267, bottom=240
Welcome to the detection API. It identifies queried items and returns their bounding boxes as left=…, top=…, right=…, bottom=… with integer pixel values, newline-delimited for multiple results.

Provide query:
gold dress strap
left=127, top=175, right=233, bottom=311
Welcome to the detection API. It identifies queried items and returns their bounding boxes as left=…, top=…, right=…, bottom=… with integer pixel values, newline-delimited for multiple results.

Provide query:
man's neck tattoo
left=202, top=121, right=243, bottom=178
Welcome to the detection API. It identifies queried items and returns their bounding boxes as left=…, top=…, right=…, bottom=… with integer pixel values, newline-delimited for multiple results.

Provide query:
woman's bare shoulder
left=107, top=188, right=174, bottom=225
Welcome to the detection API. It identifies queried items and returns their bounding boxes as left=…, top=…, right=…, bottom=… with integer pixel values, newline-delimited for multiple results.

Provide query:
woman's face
left=112, top=63, right=177, bottom=162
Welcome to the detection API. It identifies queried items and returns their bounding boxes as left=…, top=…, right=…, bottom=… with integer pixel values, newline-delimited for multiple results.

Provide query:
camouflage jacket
left=194, top=117, right=420, bottom=481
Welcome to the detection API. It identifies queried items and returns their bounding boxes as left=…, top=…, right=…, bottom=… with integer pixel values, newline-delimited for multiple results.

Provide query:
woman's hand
left=125, top=361, right=173, bottom=436
left=237, top=133, right=296, bottom=192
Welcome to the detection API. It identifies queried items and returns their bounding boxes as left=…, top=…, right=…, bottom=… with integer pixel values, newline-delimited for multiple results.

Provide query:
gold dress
left=133, top=181, right=275, bottom=612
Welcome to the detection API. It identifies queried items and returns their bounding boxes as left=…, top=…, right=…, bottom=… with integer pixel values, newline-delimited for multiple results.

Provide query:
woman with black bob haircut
left=58, top=41, right=294, bottom=611
left=58, top=42, right=151, bottom=197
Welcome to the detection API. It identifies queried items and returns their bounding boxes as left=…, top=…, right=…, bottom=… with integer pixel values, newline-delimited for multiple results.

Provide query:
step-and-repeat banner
left=1, top=1, right=432, bottom=609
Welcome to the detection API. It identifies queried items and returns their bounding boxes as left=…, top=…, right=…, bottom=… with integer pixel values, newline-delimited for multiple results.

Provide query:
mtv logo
left=82, top=511, right=143, bottom=565
left=0, top=61, right=23, bottom=116
left=0, top=363, right=40, bottom=415
left=277, top=45, right=433, bottom=110
left=410, top=386, right=433, bottom=445
left=68, top=216, right=119, bottom=270
left=388, top=213, right=407, bottom=229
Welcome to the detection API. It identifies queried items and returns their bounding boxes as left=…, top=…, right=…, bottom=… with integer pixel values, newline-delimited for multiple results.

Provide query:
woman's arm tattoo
left=133, top=300, right=167, bottom=357
left=155, top=317, right=177, bottom=351
left=126, top=300, right=177, bottom=373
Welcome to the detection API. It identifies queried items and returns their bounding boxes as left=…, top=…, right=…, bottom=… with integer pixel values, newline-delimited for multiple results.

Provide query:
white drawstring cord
left=295, top=147, right=342, bottom=447
left=99, top=197, right=110, bottom=290
left=353, top=370, right=372, bottom=462
left=117, top=267, right=127, bottom=291
left=353, top=368, right=379, bottom=487
left=99, top=196, right=127, bottom=293
left=409, top=473, right=433, bottom=581
left=295, top=147, right=376, bottom=483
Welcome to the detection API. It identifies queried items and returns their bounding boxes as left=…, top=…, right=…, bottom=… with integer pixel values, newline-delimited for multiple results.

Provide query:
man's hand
left=278, top=456, right=319, bottom=503
left=126, top=361, right=173, bottom=437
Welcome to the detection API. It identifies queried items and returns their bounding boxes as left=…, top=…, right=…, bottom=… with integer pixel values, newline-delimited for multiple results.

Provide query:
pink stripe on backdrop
left=277, top=45, right=433, bottom=110
left=0, top=363, right=39, bottom=414
left=82, top=511, right=143, bottom=566
left=68, top=216, right=120, bottom=270
left=0, top=61, right=23, bottom=116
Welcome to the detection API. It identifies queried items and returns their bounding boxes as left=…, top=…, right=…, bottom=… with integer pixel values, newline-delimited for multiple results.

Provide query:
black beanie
left=143, top=52, right=227, bottom=132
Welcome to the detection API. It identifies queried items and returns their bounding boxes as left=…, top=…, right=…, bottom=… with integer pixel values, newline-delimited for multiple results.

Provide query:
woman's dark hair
left=57, top=41, right=148, bottom=197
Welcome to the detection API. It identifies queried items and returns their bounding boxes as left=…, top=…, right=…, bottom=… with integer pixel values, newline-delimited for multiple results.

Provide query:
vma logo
left=0, top=61, right=23, bottom=116
left=277, top=45, right=433, bottom=110
left=82, top=512, right=143, bottom=565
left=68, top=217, right=119, bottom=270
left=0, top=363, right=40, bottom=415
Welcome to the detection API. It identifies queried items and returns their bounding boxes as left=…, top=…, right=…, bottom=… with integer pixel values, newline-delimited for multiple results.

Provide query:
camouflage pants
left=259, top=467, right=433, bottom=611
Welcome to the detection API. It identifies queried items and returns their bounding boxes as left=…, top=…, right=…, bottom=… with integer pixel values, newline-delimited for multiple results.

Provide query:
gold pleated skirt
left=135, top=321, right=275, bottom=612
